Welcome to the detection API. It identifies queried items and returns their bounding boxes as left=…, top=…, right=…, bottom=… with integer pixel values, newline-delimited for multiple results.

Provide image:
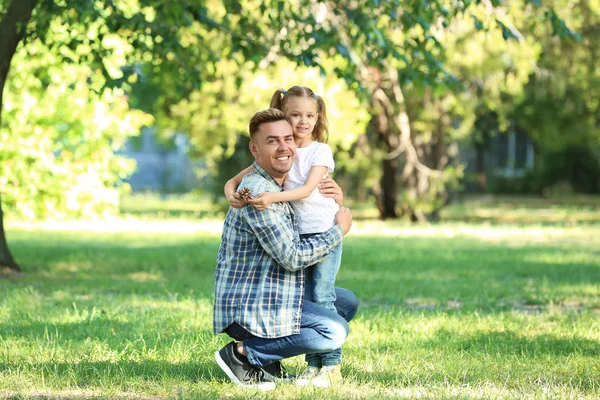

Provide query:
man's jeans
left=223, top=288, right=358, bottom=368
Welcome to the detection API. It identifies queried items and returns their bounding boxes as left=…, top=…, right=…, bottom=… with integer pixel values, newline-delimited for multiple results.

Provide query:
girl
left=224, top=86, right=344, bottom=388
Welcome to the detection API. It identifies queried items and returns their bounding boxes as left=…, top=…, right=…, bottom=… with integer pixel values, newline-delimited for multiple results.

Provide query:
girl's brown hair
left=269, top=86, right=329, bottom=143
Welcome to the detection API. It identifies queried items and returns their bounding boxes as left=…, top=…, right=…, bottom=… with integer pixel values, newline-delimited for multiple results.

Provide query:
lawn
left=1, top=214, right=600, bottom=399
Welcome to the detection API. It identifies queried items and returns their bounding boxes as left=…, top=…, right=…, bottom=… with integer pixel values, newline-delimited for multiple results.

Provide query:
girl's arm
left=248, top=166, right=328, bottom=210
left=224, top=165, right=254, bottom=208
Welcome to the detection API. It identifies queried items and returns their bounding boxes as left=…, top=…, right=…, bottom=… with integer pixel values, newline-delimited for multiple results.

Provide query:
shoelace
left=277, top=365, right=289, bottom=378
left=244, top=367, right=266, bottom=382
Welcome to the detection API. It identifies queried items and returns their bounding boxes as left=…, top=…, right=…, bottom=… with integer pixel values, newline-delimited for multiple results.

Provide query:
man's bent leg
left=242, top=300, right=349, bottom=368
left=334, top=287, right=358, bottom=322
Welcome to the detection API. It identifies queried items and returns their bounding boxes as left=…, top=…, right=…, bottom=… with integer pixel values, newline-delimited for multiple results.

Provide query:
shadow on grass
left=3, top=234, right=220, bottom=301
left=338, top=236, right=600, bottom=312
left=0, top=359, right=223, bottom=385
left=0, top=319, right=138, bottom=341
left=430, top=329, right=600, bottom=357
left=344, top=329, right=600, bottom=390
left=3, top=231, right=600, bottom=316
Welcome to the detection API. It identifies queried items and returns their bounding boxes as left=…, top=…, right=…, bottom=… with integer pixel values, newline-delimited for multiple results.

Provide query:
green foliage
left=167, top=59, right=369, bottom=197
left=0, top=35, right=152, bottom=219
left=514, top=0, right=600, bottom=151
left=0, top=0, right=586, bottom=223
left=1, top=0, right=244, bottom=220
left=537, top=145, right=600, bottom=194
left=485, top=145, right=600, bottom=196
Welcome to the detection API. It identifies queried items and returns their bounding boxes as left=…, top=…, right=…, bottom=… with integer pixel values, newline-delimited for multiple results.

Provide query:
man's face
left=249, top=119, right=296, bottom=181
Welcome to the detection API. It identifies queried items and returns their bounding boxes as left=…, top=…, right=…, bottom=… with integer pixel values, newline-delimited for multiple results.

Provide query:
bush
left=537, top=145, right=600, bottom=194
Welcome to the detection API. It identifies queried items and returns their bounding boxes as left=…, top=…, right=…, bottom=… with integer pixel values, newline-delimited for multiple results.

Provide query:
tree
left=0, top=0, right=257, bottom=272
left=0, top=0, right=38, bottom=272
left=515, top=1, right=599, bottom=148
left=211, top=0, right=575, bottom=219
left=0, top=0, right=574, bottom=272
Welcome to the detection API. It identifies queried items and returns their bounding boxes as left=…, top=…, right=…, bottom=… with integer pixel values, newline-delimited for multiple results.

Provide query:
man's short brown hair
left=249, top=108, right=288, bottom=139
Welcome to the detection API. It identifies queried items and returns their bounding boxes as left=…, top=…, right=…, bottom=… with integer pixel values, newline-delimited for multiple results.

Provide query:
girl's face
left=284, top=96, right=318, bottom=147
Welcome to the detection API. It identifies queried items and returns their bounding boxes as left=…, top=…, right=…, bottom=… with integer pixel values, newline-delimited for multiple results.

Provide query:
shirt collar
left=252, top=161, right=285, bottom=191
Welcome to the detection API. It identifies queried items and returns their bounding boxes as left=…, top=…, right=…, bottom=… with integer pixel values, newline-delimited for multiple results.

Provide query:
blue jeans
left=224, top=288, right=358, bottom=368
left=302, top=235, right=343, bottom=367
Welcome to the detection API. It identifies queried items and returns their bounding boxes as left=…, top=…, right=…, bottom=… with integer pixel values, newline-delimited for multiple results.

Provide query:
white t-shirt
left=284, top=141, right=340, bottom=234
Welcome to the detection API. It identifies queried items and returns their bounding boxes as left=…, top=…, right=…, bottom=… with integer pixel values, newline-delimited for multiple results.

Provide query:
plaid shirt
left=213, top=162, right=344, bottom=338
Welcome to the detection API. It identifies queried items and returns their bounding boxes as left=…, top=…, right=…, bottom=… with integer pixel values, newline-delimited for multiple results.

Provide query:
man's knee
left=329, top=318, right=349, bottom=349
left=310, top=317, right=348, bottom=353
left=334, top=288, right=359, bottom=322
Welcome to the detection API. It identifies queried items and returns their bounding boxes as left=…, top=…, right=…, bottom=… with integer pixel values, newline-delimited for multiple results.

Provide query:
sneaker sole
left=214, top=350, right=276, bottom=391
left=295, top=379, right=312, bottom=387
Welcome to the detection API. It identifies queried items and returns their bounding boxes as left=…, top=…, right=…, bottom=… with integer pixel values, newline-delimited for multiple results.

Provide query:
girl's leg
left=311, top=244, right=343, bottom=366
left=303, top=265, right=320, bottom=367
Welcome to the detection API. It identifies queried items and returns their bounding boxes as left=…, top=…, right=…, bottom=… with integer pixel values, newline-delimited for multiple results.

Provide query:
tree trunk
left=0, top=192, right=19, bottom=272
left=380, top=157, right=398, bottom=219
left=0, top=0, right=39, bottom=272
left=401, top=136, right=430, bottom=222
left=370, top=89, right=400, bottom=220
left=475, top=143, right=487, bottom=192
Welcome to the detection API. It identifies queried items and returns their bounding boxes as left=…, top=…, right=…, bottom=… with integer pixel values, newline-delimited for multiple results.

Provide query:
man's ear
left=249, top=140, right=258, bottom=158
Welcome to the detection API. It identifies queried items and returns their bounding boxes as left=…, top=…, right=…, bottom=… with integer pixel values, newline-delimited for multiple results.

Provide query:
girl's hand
left=227, top=193, right=246, bottom=208
left=248, top=193, right=274, bottom=211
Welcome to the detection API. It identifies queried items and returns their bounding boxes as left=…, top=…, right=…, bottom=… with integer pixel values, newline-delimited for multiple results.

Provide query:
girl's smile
left=285, top=97, right=319, bottom=148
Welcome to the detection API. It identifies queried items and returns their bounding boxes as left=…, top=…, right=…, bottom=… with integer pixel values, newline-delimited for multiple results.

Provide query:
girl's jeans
left=224, top=288, right=357, bottom=368
left=301, top=232, right=343, bottom=367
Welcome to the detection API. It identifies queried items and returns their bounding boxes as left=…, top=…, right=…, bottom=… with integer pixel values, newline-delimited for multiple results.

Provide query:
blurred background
left=1, top=0, right=599, bottom=270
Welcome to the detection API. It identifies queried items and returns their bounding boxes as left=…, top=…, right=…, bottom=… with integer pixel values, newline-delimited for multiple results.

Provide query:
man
left=213, top=108, right=357, bottom=390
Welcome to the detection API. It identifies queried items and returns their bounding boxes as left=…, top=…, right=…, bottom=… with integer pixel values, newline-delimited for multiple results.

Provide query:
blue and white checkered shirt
left=213, top=162, right=344, bottom=338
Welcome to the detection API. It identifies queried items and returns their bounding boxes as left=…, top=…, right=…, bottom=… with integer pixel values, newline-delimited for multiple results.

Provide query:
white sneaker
left=311, top=365, right=342, bottom=388
left=295, top=366, right=320, bottom=387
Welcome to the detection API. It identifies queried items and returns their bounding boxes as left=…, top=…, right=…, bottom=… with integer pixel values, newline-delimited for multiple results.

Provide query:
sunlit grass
left=1, top=217, right=599, bottom=399
left=439, top=194, right=600, bottom=225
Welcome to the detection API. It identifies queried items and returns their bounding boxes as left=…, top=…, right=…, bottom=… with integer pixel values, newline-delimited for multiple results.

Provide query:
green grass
left=1, top=219, right=600, bottom=399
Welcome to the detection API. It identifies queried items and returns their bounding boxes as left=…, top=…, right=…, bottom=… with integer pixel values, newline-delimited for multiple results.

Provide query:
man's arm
left=243, top=201, right=352, bottom=272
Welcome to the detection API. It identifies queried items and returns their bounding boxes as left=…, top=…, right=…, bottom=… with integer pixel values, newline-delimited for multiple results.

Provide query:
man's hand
left=248, top=193, right=274, bottom=211
left=319, top=176, right=344, bottom=206
left=227, top=193, right=246, bottom=209
left=335, top=207, right=352, bottom=235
